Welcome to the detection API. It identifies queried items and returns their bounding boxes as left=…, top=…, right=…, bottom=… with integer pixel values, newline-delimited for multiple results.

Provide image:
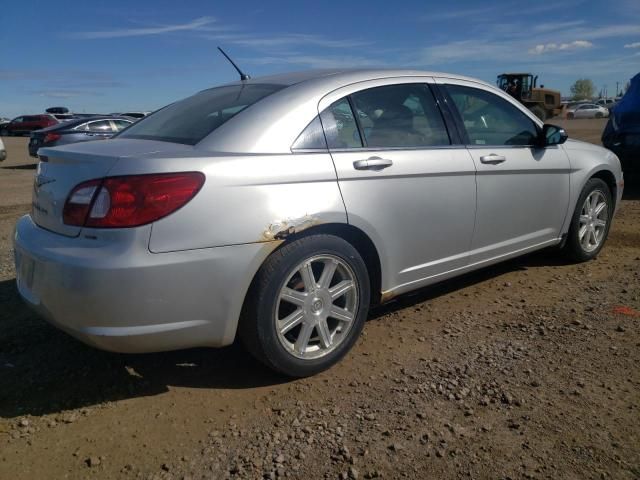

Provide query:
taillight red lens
left=62, top=173, right=204, bottom=228
left=43, top=133, right=61, bottom=144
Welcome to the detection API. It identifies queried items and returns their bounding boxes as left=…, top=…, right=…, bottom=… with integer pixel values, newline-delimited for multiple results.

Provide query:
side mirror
left=541, top=124, right=568, bottom=146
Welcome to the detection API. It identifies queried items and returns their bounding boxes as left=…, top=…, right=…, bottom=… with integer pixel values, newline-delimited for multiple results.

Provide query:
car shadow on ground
left=1, top=163, right=37, bottom=170
left=0, top=247, right=574, bottom=419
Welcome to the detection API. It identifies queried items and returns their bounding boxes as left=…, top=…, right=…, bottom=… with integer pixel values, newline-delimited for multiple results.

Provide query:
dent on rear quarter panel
left=148, top=152, right=347, bottom=252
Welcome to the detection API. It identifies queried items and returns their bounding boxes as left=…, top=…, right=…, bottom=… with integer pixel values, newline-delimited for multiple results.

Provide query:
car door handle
left=480, top=154, right=506, bottom=164
left=353, top=157, right=393, bottom=171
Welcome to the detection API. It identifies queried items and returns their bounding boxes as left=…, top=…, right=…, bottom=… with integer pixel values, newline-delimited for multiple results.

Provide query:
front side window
left=350, top=84, right=450, bottom=148
left=118, top=84, right=285, bottom=145
left=446, top=84, right=539, bottom=146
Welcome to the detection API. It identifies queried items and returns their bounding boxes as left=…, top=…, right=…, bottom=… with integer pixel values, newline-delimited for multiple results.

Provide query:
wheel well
left=271, top=223, right=383, bottom=305
left=591, top=170, right=617, bottom=207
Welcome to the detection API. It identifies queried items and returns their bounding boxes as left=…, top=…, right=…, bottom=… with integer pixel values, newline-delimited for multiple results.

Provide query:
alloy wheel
left=578, top=190, right=608, bottom=253
left=275, top=254, right=359, bottom=360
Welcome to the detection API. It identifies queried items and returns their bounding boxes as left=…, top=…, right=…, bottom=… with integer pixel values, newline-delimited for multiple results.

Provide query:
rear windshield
left=118, top=83, right=285, bottom=145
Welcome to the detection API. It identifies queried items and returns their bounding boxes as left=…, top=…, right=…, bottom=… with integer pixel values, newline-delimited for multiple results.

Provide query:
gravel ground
left=0, top=119, right=638, bottom=480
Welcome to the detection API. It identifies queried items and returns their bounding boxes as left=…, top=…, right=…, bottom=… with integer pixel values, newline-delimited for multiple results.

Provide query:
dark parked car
left=28, top=116, right=134, bottom=157
left=1, top=115, right=58, bottom=136
left=110, top=111, right=150, bottom=119
left=602, top=73, right=640, bottom=174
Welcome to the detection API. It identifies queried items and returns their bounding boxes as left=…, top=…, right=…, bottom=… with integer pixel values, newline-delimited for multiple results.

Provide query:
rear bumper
left=13, top=215, right=274, bottom=353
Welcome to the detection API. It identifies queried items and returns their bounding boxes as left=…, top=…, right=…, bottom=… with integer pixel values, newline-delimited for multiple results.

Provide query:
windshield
left=118, top=83, right=285, bottom=145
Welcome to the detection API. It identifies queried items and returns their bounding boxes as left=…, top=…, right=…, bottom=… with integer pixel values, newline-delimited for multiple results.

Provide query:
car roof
left=216, top=68, right=487, bottom=89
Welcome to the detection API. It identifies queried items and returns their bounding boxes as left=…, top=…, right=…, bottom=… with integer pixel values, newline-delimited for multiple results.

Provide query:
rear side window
left=112, top=119, right=132, bottom=131
left=350, top=84, right=450, bottom=148
left=118, top=84, right=285, bottom=145
left=320, top=98, right=363, bottom=149
left=291, top=116, right=327, bottom=151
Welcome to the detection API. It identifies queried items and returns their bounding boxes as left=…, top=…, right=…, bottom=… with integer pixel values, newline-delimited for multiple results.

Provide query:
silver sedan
left=567, top=103, right=610, bottom=119
left=14, top=69, right=624, bottom=377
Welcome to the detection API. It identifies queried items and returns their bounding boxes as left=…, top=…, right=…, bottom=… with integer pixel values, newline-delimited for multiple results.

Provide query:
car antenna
left=217, top=47, right=250, bottom=81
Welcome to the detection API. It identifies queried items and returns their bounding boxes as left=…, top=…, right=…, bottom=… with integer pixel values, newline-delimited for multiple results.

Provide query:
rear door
left=319, top=78, right=477, bottom=293
left=439, top=79, right=570, bottom=263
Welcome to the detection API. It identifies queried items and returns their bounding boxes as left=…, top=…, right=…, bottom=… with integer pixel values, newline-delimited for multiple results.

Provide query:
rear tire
left=0, top=129, right=9, bottom=136
left=564, top=178, right=612, bottom=262
left=239, top=234, right=370, bottom=377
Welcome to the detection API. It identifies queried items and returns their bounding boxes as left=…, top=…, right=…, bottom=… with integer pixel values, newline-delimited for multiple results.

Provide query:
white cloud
left=421, top=0, right=583, bottom=21
left=624, top=42, right=640, bottom=48
left=71, top=17, right=216, bottom=39
left=241, top=54, right=378, bottom=69
left=203, top=33, right=370, bottom=49
left=528, top=40, right=593, bottom=55
left=31, top=90, right=100, bottom=98
left=532, top=20, right=586, bottom=33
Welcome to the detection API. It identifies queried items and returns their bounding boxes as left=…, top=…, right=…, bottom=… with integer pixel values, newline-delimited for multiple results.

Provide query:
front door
left=440, top=80, right=570, bottom=264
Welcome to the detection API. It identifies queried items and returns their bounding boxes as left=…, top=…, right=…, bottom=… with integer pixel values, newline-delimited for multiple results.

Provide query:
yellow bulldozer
left=497, top=73, right=562, bottom=121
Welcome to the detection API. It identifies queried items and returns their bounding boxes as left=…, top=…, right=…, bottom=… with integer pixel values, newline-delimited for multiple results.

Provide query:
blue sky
left=1, top=0, right=639, bottom=118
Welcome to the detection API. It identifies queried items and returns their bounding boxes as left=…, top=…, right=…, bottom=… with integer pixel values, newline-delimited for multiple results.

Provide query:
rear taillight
left=43, top=133, right=61, bottom=144
left=63, top=173, right=205, bottom=228
left=62, top=179, right=102, bottom=226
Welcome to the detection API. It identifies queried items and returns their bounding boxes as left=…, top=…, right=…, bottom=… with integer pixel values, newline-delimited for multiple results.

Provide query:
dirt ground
left=0, top=119, right=638, bottom=480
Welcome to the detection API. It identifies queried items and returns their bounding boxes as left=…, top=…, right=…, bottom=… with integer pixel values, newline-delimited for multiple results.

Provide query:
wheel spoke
left=294, top=322, right=314, bottom=354
left=594, top=219, right=607, bottom=228
left=316, top=319, right=332, bottom=348
left=579, top=214, right=590, bottom=225
left=589, top=229, right=598, bottom=246
left=279, top=309, right=304, bottom=335
left=329, top=280, right=354, bottom=300
left=329, top=305, right=354, bottom=323
left=281, top=287, right=307, bottom=306
left=300, top=261, right=317, bottom=293
left=578, top=225, right=588, bottom=242
left=590, top=193, right=599, bottom=211
left=594, top=202, right=606, bottom=217
left=318, top=259, right=338, bottom=289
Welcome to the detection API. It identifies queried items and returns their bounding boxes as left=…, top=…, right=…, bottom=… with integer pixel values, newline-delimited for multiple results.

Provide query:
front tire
left=564, top=178, right=612, bottom=262
left=567, top=113, right=575, bottom=119
left=240, top=234, right=370, bottom=377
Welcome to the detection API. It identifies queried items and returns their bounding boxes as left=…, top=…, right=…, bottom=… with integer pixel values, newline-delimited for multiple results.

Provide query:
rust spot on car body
left=262, top=215, right=320, bottom=241
left=380, top=290, right=397, bottom=303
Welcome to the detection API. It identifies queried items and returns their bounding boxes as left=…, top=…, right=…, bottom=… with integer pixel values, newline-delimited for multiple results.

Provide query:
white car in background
left=567, top=103, right=609, bottom=119
left=0, top=137, right=6, bottom=162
